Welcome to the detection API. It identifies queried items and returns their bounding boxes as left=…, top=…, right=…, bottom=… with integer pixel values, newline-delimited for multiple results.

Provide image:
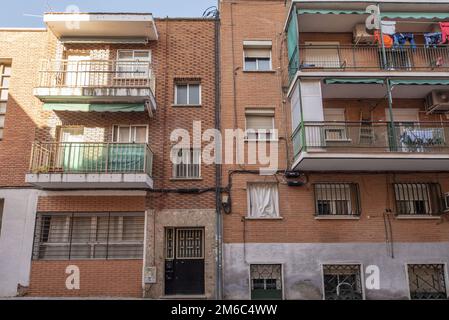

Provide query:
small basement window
left=250, top=264, right=282, bottom=300
left=323, top=264, right=363, bottom=300
left=407, top=264, right=447, bottom=300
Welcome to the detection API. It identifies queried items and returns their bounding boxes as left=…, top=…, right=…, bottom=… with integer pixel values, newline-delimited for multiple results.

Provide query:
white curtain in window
left=249, top=183, right=279, bottom=218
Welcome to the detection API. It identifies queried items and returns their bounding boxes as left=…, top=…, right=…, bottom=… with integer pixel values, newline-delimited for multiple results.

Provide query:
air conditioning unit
left=425, top=90, right=449, bottom=114
left=444, top=192, right=449, bottom=212
left=353, top=24, right=374, bottom=44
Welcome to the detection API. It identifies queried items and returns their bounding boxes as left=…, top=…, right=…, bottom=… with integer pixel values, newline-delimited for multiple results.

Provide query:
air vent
left=425, top=91, right=449, bottom=114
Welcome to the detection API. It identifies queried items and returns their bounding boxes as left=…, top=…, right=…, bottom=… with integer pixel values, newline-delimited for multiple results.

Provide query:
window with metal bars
left=323, top=264, right=363, bottom=300
left=32, top=212, right=145, bottom=260
left=250, top=264, right=283, bottom=300
left=393, top=183, right=442, bottom=216
left=407, top=264, right=447, bottom=300
left=314, top=183, right=361, bottom=216
left=172, top=148, right=201, bottom=179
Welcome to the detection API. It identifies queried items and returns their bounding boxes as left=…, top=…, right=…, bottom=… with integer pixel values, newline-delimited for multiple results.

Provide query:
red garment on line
left=440, top=22, right=449, bottom=44
left=374, top=31, right=393, bottom=48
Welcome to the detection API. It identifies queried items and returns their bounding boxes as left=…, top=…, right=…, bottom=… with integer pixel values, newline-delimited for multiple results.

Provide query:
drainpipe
left=386, top=78, right=397, bottom=151
left=214, top=10, right=223, bottom=300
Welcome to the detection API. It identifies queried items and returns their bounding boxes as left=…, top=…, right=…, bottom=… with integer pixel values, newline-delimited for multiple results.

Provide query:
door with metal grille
left=164, top=228, right=205, bottom=295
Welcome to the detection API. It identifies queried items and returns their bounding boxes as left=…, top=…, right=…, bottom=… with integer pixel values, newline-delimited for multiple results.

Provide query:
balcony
left=25, top=142, right=154, bottom=189
left=292, top=121, right=449, bottom=171
left=34, top=60, right=157, bottom=111
left=298, top=45, right=449, bottom=72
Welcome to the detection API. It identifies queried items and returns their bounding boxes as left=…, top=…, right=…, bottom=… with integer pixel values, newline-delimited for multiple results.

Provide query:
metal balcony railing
left=29, top=142, right=153, bottom=176
left=36, top=59, right=156, bottom=92
left=298, top=45, right=449, bottom=71
left=292, top=121, right=449, bottom=159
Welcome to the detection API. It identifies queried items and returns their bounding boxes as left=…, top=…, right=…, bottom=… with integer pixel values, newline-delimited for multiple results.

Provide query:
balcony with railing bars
left=298, top=45, right=449, bottom=72
left=25, top=142, right=154, bottom=189
left=291, top=121, right=449, bottom=171
left=33, top=59, right=157, bottom=106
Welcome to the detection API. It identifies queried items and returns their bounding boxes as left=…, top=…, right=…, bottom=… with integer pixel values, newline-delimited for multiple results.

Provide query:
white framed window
left=174, top=83, right=201, bottom=106
left=32, top=212, right=145, bottom=260
left=247, top=183, right=280, bottom=218
left=113, top=125, right=148, bottom=143
left=0, top=63, right=11, bottom=140
left=116, top=50, right=151, bottom=78
left=172, top=148, right=201, bottom=179
left=314, top=183, right=360, bottom=216
left=245, top=109, right=276, bottom=141
left=243, top=40, right=272, bottom=71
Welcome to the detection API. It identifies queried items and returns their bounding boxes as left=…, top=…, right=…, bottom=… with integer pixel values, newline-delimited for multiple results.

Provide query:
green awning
left=324, top=78, right=385, bottom=85
left=43, top=103, right=145, bottom=112
left=381, top=12, right=449, bottom=20
left=389, top=79, right=449, bottom=86
left=297, top=9, right=449, bottom=20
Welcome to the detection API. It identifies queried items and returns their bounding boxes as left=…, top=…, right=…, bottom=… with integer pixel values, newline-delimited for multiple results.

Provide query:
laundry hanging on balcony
left=374, top=31, right=393, bottom=48
left=424, top=32, right=442, bottom=48
left=393, top=33, right=416, bottom=49
left=381, top=21, right=396, bottom=35
left=440, top=22, right=449, bottom=44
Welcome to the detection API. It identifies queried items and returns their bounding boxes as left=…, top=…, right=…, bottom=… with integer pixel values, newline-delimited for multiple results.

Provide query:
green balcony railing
left=29, top=142, right=153, bottom=176
left=292, top=121, right=449, bottom=160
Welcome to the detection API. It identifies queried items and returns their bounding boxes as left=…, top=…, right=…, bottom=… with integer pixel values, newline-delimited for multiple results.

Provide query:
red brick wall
left=29, top=260, right=142, bottom=297
left=37, top=196, right=146, bottom=212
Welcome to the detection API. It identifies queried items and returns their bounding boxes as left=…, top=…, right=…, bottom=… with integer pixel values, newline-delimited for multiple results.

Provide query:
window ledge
left=315, top=215, right=360, bottom=220
left=395, top=215, right=441, bottom=220
left=245, top=217, right=283, bottom=221
left=171, top=104, right=202, bottom=108
left=170, top=177, right=203, bottom=181
left=242, top=70, right=276, bottom=74
left=245, top=139, right=279, bottom=143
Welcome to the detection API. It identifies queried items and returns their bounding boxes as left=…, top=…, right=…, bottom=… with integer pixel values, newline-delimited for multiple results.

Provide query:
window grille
left=408, top=264, right=447, bottom=300
left=32, top=212, right=145, bottom=260
left=394, top=183, right=442, bottom=215
left=323, top=264, right=363, bottom=300
left=250, top=264, right=282, bottom=300
left=173, top=148, right=201, bottom=178
left=314, top=183, right=361, bottom=216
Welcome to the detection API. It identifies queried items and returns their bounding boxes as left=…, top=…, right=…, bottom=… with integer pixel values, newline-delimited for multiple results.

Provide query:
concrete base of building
left=223, top=242, right=449, bottom=300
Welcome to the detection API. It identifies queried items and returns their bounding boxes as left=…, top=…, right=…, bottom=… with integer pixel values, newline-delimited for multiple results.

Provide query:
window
left=394, top=183, right=442, bottom=216
left=323, top=264, right=363, bottom=300
left=243, top=41, right=272, bottom=71
left=117, top=50, right=151, bottom=78
left=172, top=148, right=201, bottom=179
left=314, top=183, right=361, bottom=216
left=245, top=109, right=276, bottom=141
left=32, top=212, right=145, bottom=260
left=0, top=199, right=4, bottom=237
left=247, top=183, right=280, bottom=218
left=113, top=125, right=148, bottom=143
left=323, top=108, right=348, bottom=141
left=250, top=264, right=282, bottom=300
left=174, top=83, right=201, bottom=105
left=407, top=264, right=447, bottom=299
left=0, top=63, right=11, bottom=140
left=303, top=42, right=341, bottom=69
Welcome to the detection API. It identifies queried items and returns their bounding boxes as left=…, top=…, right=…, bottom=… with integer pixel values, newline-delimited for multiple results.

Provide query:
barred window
left=394, top=183, right=442, bottom=215
left=407, top=264, right=447, bottom=300
left=323, top=264, right=363, bottom=300
left=250, top=264, right=282, bottom=300
left=172, top=148, right=201, bottom=179
left=32, top=212, right=145, bottom=260
left=314, top=183, right=360, bottom=216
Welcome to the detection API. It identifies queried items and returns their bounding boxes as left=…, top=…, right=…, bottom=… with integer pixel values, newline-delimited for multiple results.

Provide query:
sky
left=0, top=0, right=218, bottom=28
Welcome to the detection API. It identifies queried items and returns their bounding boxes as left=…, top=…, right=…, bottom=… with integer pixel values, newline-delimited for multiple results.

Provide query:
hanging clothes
left=424, top=32, right=442, bottom=48
left=381, top=21, right=396, bottom=35
left=393, top=33, right=417, bottom=49
left=374, top=30, right=394, bottom=48
left=440, top=22, right=449, bottom=44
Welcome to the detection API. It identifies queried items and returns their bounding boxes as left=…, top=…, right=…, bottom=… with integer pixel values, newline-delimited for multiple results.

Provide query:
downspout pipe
left=214, top=9, right=223, bottom=300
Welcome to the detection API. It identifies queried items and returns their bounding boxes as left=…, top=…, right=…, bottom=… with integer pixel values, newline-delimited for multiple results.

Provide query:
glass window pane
left=189, top=84, right=200, bottom=105
left=258, top=58, right=271, bottom=71
left=0, top=115, right=4, bottom=127
left=134, top=51, right=150, bottom=60
left=176, top=85, right=188, bottom=104
left=118, top=51, right=133, bottom=60
left=134, top=126, right=147, bottom=143
left=0, top=102, right=6, bottom=114
left=0, top=128, right=3, bottom=139
left=244, top=58, right=257, bottom=71
left=118, top=127, right=131, bottom=143
left=3, top=66, right=11, bottom=76
left=0, top=89, right=8, bottom=100
left=1, top=77, right=10, bottom=88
